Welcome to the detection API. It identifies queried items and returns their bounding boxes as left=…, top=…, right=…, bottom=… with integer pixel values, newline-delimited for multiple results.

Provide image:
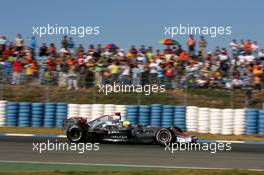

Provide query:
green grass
left=0, top=162, right=263, bottom=174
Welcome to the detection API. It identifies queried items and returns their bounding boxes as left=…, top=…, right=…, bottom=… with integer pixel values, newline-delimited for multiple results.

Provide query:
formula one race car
left=65, top=112, right=198, bottom=145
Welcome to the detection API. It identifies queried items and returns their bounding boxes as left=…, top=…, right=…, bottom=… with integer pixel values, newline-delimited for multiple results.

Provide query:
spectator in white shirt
left=232, top=76, right=244, bottom=89
left=258, top=49, right=264, bottom=60
left=148, top=60, right=158, bottom=84
left=251, top=41, right=259, bottom=54
left=229, top=39, right=238, bottom=55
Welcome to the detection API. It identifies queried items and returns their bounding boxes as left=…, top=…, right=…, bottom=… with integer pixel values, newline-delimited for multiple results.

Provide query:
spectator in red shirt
left=46, top=57, right=56, bottom=83
left=11, top=58, right=22, bottom=84
left=186, top=35, right=196, bottom=55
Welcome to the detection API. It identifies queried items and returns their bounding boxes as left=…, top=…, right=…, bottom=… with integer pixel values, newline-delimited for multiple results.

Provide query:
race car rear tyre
left=156, top=129, right=173, bottom=145
left=66, top=124, right=86, bottom=143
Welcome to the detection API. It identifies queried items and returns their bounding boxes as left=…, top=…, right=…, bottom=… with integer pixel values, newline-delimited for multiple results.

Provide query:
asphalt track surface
left=0, top=136, right=264, bottom=170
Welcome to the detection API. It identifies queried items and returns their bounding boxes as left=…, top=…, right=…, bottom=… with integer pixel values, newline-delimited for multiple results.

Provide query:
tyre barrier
left=162, top=105, right=174, bottom=128
left=138, top=105, right=150, bottom=125
left=115, top=105, right=127, bottom=120
left=31, top=103, right=44, bottom=128
left=44, top=103, right=56, bottom=128
left=258, top=110, right=264, bottom=135
left=186, top=106, right=198, bottom=132
left=1, top=101, right=264, bottom=136
left=56, top=103, right=67, bottom=128
left=79, top=104, right=91, bottom=120
left=198, top=107, right=210, bottom=133
left=67, top=104, right=80, bottom=119
left=233, top=109, right=245, bottom=135
left=173, top=106, right=186, bottom=131
left=91, top=104, right=104, bottom=120
left=6, top=102, right=18, bottom=127
left=150, top=104, right=162, bottom=127
left=209, top=108, right=222, bottom=134
left=126, top=105, right=138, bottom=125
left=221, top=109, right=234, bottom=135
left=246, top=108, right=258, bottom=135
left=0, top=101, right=7, bottom=126
left=104, top=104, right=116, bottom=116
left=18, top=102, right=31, bottom=127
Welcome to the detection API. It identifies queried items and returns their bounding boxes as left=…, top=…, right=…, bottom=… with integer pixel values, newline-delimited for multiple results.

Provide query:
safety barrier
left=173, top=106, right=186, bottom=131
left=186, top=106, right=198, bottom=132
left=0, top=101, right=7, bottom=126
left=126, top=105, right=138, bottom=125
left=31, top=103, right=44, bottom=128
left=79, top=104, right=91, bottom=120
left=138, top=105, right=150, bottom=126
left=161, top=105, right=173, bottom=128
left=150, top=104, right=162, bottom=127
left=246, top=109, right=258, bottom=135
left=56, top=103, right=67, bottom=128
left=233, top=109, right=245, bottom=135
left=0, top=101, right=264, bottom=135
left=209, top=108, right=222, bottom=134
left=198, top=107, right=210, bottom=134
left=18, top=102, right=31, bottom=127
left=259, top=110, right=264, bottom=135
left=6, top=102, right=18, bottom=127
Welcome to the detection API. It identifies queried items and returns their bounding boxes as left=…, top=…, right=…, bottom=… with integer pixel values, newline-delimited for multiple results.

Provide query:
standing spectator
left=231, top=75, right=244, bottom=89
left=229, top=39, right=238, bottom=56
left=251, top=41, right=259, bottom=55
left=49, top=43, right=57, bottom=56
left=131, top=63, right=141, bottom=86
left=67, top=37, right=75, bottom=55
left=57, top=59, right=68, bottom=87
left=164, top=63, right=174, bottom=89
left=148, top=60, right=158, bottom=84
left=46, top=56, right=56, bottom=84
left=0, top=36, right=7, bottom=54
left=3, top=58, right=12, bottom=83
left=30, top=36, right=37, bottom=57
left=108, top=61, right=120, bottom=83
left=94, top=60, right=103, bottom=86
left=199, top=36, right=207, bottom=58
left=128, top=45, right=138, bottom=58
left=78, top=64, right=88, bottom=88
left=238, top=39, right=245, bottom=54
left=76, top=44, right=84, bottom=55
left=11, top=58, right=22, bottom=84
left=252, top=65, right=263, bottom=90
left=39, top=43, right=49, bottom=57
left=67, top=65, right=78, bottom=90
left=258, top=49, right=264, bottom=61
left=244, top=40, right=252, bottom=55
left=186, top=35, right=195, bottom=55
left=61, top=35, right=68, bottom=49
left=15, top=34, right=24, bottom=52
left=157, top=63, right=165, bottom=86
left=24, top=63, right=34, bottom=82
left=120, top=63, right=131, bottom=85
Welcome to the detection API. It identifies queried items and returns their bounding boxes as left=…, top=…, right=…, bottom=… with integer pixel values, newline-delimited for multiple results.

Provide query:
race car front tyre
left=66, top=124, right=86, bottom=143
left=155, top=128, right=173, bottom=145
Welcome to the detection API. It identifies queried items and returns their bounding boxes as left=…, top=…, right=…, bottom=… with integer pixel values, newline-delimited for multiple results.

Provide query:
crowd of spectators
left=0, top=34, right=263, bottom=91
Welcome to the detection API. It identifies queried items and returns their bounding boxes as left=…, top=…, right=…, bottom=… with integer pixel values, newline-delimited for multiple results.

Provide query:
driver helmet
left=123, top=120, right=130, bottom=128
